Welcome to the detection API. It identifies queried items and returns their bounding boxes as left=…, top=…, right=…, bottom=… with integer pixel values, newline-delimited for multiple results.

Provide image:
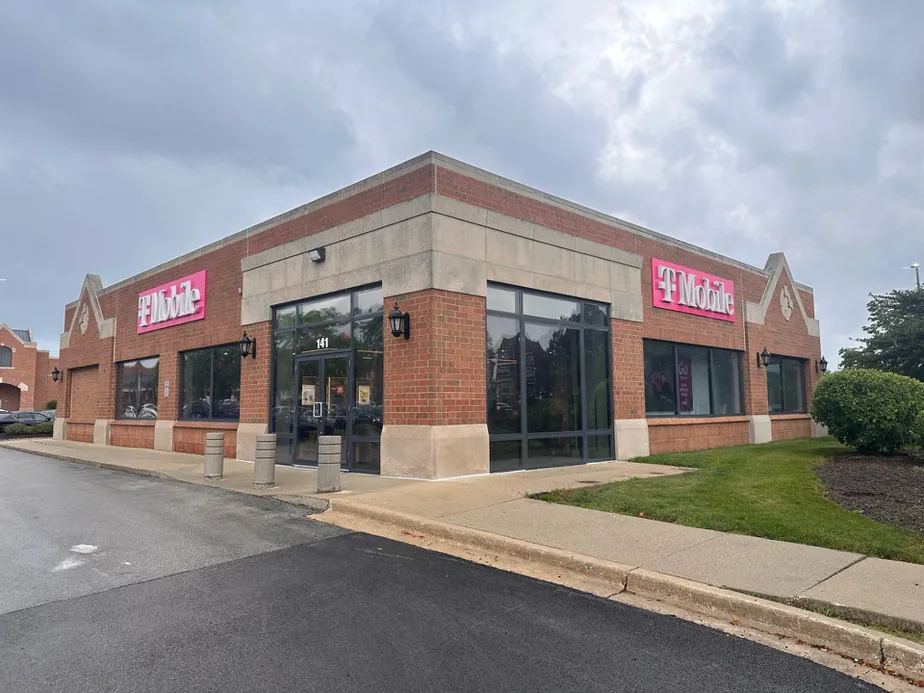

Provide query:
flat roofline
left=77, top=150, right=813, bottom=300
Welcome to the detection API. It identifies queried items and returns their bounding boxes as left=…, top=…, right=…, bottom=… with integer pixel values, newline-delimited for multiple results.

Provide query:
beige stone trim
left=53, top=417, right=67, bottom=440
left=747, top=415, right=773, bottom=444
left=745, top=253, right=820, bottom=337
left=241, top=196, right=645, bottom=325
left=380, top=424, right=489, bottom=479
left=236, top=422, right=269, bottom=461
left=614, top=418, right=650, bottom=459
left=61, top=274, right=117, bottom=350
left=154, top=420, right=175, bottom=452
left=93, top=419, right=111, bottom=446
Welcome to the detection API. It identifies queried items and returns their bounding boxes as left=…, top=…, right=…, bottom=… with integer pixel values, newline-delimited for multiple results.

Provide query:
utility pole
left=904, top=262, right=921, bottom=289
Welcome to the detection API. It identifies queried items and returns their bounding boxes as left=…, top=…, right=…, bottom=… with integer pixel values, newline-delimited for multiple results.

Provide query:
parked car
left=41, top=410, right=56, bottom=421
left=0, top=411, right=51, bottom=431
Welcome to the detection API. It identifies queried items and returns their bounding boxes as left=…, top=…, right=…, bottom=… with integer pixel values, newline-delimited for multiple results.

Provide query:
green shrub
left=45, top=400, right=57, bottom=410
left=3, top=423, right=32, bottom=436
left=32, top=422, right=54, bottom=434
left=915, top=410, right=924, bottom=450
left=812, top=369, right=924, bottom=453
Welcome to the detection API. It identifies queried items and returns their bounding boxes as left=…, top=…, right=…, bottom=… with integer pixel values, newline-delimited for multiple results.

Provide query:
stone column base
left=811, top=420, right=829, bottom=438
left=93, top=419, right=111, bottom=445
left=236, top=422, right=269, bottom=461
left=53, top=417, right=67, bottom=440
left=154, top=420, right=175, bottom=451
left=747, top=415, right=772, bottom=444
left=381, top=424, right=489, bottom=479
left=613, top=419, right=650, bottom=459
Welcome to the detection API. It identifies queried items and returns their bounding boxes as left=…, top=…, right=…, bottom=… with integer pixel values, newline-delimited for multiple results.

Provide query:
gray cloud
left=0, top=0, right=922, bottom=370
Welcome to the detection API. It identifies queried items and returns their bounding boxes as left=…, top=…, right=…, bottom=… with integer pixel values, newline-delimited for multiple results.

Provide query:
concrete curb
left=327, top=499, right=633, bottom=592
left=0, top=443, right=171, bottom=480
left=327, top=499, right=924, bottom=684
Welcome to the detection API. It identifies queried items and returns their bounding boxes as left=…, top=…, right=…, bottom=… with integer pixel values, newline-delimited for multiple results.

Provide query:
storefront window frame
left=766, top=355, right=807, bottom=414
left=114, top=356, right=160, bottom=420
left=486, top=283, right=614, bottom=470
left=178, top=344, right=241, bottom=422
left=643, top=339, right=745, bottom=418
left=269, top=284, right=385, bottom=471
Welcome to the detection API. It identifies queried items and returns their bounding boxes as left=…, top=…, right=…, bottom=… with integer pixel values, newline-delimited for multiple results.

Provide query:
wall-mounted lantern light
left=816, top=356, right=828, bottom=374
left=388, top=302, right=410, bottom=340
left=308, top=247, right=326, bottom=263
left=239, top=331, right=257, bottom=359
left=756, top=347, right=771, bottom=369
left=51, top=367, right=61, bottom=382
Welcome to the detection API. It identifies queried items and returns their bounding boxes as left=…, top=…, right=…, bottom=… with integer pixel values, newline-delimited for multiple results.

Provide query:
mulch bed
left=816, top=453, right=924, bottom=535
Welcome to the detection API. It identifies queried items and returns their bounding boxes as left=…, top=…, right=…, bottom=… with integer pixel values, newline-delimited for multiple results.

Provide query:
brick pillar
left=154, top=352, right=179, bottom=451
left=236, top=320, right=271, bottom=460
left=381, top=289, right=489, bottom=478
left=611, top=318, right=649, bottom=458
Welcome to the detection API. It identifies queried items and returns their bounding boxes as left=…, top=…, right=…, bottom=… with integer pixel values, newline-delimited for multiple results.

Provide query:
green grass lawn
left=535, top=438, right=924, bottom=565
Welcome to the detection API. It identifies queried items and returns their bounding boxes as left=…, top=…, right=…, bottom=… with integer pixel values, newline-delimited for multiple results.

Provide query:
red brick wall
left=384, top=289, right=486, bottom=426
left=33, top=354, right=62, bottom=411
left=612, top=318, right=645, bottom=419
left=771, top=415, right=812, bottom=441
left=67, top=421, right=95, bottom=443
left=744, top=273, right=822, bottom=418
left=0, top=383, right=20, bottom=410
left=239, top=321, right=271, bottom=424
left=173, top=422, right=237, bottom=457
left=0, top=325, right=38, bottom=410
left=649, top=418, right=750, bottom=454
left=67, top=366, right=103, bottom=419
left=110, top=421, right=155, bottom=449
left=59, top=167, right=436, bottom=430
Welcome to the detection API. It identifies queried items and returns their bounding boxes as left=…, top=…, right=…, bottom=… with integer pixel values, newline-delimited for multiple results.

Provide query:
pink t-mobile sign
left=651, top=259, right=736, bottom=322
left=137, top=270, right=207, bottom=333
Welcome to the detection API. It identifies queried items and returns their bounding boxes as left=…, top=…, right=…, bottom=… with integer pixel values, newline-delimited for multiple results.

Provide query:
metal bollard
left=253, top=433, right=277, bottom=488
left=316, top=435, right=342, bottom=493
left=204, top=432, right=225, bottom=479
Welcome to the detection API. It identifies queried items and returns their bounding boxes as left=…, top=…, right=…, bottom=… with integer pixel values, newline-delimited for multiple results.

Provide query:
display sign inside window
left=651, top=259, right=735, bottom=322
left=137, top=270, right=207, bottom=333
left=677, top=355, right=692, bottom=412
left=300, top=382, right=316, bottom=406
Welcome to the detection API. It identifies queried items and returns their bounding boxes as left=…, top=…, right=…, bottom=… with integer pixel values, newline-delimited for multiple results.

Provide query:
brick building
left=0, top=324, right=61, bottom=412
left=54, top=152, right=826, bottom=478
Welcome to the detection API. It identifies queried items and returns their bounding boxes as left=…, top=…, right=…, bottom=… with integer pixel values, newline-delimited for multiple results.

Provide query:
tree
left=839, top=289, right=924, bottom=381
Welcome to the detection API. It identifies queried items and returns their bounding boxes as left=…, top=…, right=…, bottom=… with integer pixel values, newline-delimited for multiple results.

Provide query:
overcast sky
left=1, top=0, right=922, bottom=363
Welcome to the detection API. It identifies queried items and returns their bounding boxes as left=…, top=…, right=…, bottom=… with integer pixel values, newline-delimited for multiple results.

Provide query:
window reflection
left=525, top=323, right=581, bottom=433
left=487, top=316, right=520, bottom=435
left=115, top=357, right=159, bottom=419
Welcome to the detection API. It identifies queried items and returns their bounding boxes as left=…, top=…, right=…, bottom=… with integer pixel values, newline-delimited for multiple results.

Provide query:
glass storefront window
left=525, top=323, right=581, bottom=433
left=584, top=330, right=612, bottom=429
left=767, top=356, right=806, bottom=413
left=711, top=350, right=742, bottom=416
left=486, top=284, right=613, bottom=470
left=676, top=345, right=711, bottom=416
left=115, top=357, right=159, bottom=419
left=522, top=293, right=581, bottom=322
left=644, top=342, right=676, bottom=415
left=180, top=345, right=240, bottom=421
left=644, top=340, right=744, bottom=417
left=487, top=316, right=520, bottom=434
left=487, top=286, right=517, bottom=313
left=272, top=286, right=384, bottom=472
left=297, top=294, right=351, bottom=324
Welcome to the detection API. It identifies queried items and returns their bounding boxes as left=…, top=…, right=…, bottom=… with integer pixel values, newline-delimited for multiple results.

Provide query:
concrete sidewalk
left=4, top=437, right=924, bottom=637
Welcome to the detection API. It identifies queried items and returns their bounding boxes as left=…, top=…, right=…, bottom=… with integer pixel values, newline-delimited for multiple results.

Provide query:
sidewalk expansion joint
left=801, top=555, right=868, bottom=595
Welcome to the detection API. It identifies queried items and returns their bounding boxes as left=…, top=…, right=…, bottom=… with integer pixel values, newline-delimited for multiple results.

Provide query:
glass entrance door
left=294, top=355, right=349, bottom=466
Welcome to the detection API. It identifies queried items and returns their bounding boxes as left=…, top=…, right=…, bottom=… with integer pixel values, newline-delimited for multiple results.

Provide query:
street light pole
left=904, top=262, right=921, bottom=289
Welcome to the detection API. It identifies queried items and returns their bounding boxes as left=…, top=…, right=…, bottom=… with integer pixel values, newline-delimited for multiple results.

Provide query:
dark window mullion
left=578, top=326, right=588, bottom=460
left=672, top=345, right=680, bottom=415
left=208, top=349, right=216, bottom=419
left=707, top=349, right=715, bottom=415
